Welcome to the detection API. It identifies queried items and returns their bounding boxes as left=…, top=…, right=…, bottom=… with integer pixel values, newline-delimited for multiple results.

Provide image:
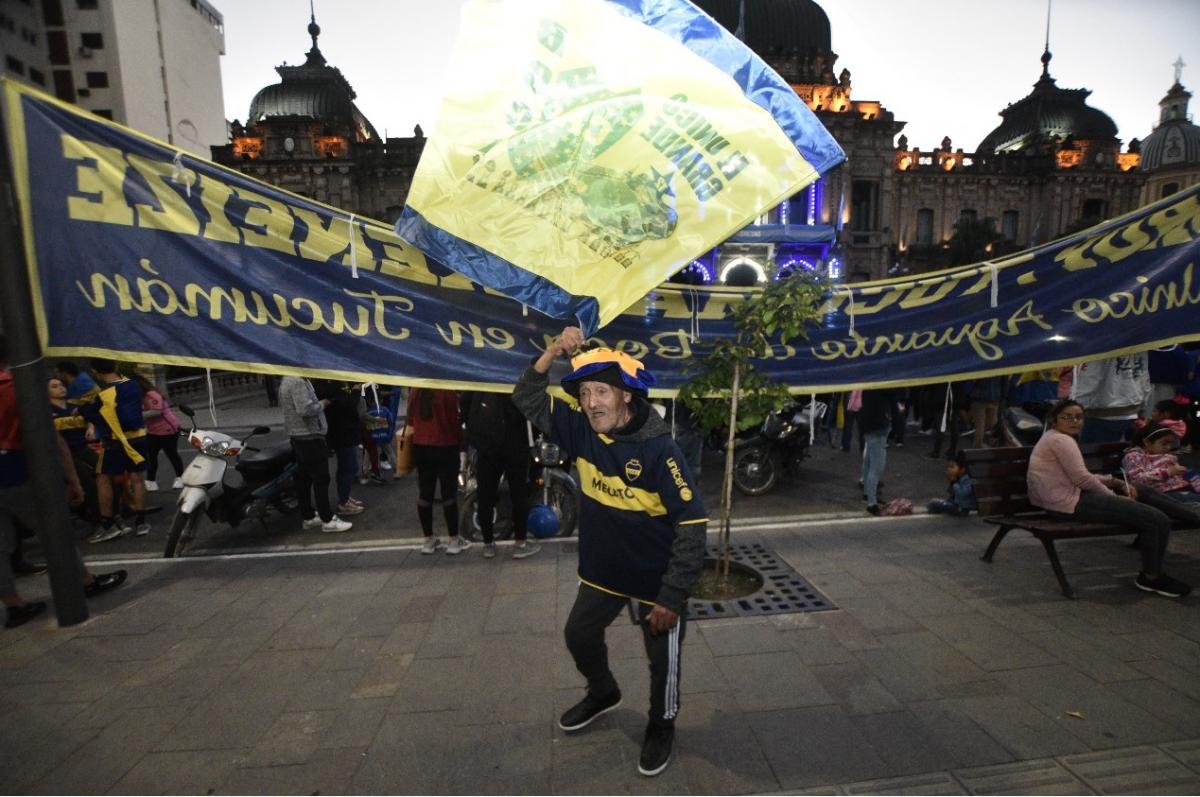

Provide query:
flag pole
left=0, top=83, right=89, bottom=626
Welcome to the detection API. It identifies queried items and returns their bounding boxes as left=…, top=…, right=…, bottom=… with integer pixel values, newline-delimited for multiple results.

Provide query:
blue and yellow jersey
left=51, top=403, right=87, bottom=449
left=79, top=376, right=145, bottom=463
left=548, top=398, right=707, bottom=605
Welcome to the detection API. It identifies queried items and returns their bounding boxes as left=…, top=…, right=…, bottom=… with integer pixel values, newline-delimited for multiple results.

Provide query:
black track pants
left=563, top=582, right=686, bottom=725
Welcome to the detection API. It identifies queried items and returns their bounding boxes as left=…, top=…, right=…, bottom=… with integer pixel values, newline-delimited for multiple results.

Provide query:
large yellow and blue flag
left=396, top=0, right=845, bottom=335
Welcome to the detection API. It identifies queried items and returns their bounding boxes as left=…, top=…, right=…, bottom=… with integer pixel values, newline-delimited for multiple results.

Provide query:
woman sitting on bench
left=1028, top=399, right=1194, bottom=599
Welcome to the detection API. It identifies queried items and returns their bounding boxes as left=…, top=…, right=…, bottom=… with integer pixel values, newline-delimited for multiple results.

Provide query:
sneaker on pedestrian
left=866, top=503, right=881, bottom=516
left=172, top=477, right=184, bottom=490
left=369, top=473, right=387, bottom=485
left=5, top=601, right=46, bottom=629
left=445, top=537, right=472, bottom=555
left=337, top=501, right=364, bottom=516
left=87, top=526, right=124, bottom=544
left=638, top=722, right=675, bottom=777
left=134, top=523, right=151, bottom=536
left=144, top=480, right=159, bottom=492
left=381, top=461, right=393, bottom=471
left=558, top=690, right=622, bottom=732
left=482, top=543, right=497, bottom=559
left=321, top=516, right=353, bottom=533
left=84, top=570, right=127, bottom=597
left=421, top=536, right=443, bottom=555
left=512, top=542, right=541, bottom=560
left=359, top=476, right=368, bottom=485
left=1135, top=572, right=1192, bottom=598
left=349, top=497, right=365, bottom=507
left=301, top=515, right=323, bottom=530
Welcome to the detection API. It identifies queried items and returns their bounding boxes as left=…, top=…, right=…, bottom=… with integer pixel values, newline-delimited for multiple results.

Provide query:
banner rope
left=940, top=382, right=951, bottom=433
left=842, top=286, right=856, bottom=337
left=205, top=368, right=217, bottom=427
left=988, top=262, right=999, bottom=308
left=171, top=152, right=194, bottom=198
left=348, top=213, right=359, bottom=279
left=687, top=289, right=701, bottom=342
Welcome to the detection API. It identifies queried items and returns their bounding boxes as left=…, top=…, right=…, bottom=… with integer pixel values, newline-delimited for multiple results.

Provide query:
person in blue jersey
left=513, top=326, right=707, bottom=778
left=78, top=360, right=150, bottom=542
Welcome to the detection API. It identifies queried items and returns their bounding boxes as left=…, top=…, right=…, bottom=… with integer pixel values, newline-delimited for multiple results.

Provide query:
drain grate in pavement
left=689, top=542, right=837, bottom=619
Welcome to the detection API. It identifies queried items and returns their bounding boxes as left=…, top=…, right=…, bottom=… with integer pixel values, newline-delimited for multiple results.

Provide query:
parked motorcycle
left=163, top=405, right=297, bottom=558
left=720, top=399, right=827, bottom=496
left=459, top=436, right=579, bottom=540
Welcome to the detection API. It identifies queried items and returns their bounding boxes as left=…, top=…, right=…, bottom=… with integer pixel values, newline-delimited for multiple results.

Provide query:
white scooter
left=164, top=405, right=295, bottom=557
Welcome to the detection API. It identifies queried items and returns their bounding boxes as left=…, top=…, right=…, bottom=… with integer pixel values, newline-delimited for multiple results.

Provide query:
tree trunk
left=719, top=362, right=741, bottom=582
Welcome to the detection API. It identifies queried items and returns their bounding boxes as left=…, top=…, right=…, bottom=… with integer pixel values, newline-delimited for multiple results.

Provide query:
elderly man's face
left=578, top=380, right=632, bottom=434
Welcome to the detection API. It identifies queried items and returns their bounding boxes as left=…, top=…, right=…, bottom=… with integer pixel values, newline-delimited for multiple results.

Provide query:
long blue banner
left=5, top=79, right=1200, bottom=394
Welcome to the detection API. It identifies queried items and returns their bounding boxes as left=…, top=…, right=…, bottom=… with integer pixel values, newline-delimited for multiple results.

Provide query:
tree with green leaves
left=677, top=267, right=829, bottom=587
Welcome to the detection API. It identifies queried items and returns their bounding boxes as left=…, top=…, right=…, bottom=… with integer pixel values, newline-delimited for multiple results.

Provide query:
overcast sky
left=219, top=0, right=1200, bottom=153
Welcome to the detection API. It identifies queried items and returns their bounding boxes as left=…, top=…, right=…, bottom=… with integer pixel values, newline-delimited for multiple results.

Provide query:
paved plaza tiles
left=2, top=514, right=1198, bottom=794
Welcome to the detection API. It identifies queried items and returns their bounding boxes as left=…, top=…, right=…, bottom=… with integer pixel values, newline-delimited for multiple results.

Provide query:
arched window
left=1161, top=182, right=1180, bottom=199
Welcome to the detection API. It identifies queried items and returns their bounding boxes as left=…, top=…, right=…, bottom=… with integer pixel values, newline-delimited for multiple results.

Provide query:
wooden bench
left=964, top=443, right=1171, bottom=599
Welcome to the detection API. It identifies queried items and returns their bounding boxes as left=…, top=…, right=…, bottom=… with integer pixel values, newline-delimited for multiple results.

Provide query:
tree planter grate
left=688, top=542, right=836, bottom=619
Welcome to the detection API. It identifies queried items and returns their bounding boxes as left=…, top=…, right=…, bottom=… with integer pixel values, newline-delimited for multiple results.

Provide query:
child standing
left=928, top=452, right=978, bottom=516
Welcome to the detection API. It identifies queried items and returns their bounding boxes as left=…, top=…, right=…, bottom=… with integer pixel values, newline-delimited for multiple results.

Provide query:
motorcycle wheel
left=163, top=510, right=201, bottom=558
left=733, top=445, right=781, bottom=496
left=459, top=492, right=502, bottom=542
left=543, top=479, right=579, bottom=537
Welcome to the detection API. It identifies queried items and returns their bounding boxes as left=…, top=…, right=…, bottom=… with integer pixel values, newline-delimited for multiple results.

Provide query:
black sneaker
left=1135, top=573, right=1192, bottom=598
left=638, top=722, right=675, bottom=777
left=558, top=689, right=622, bottom=732
left=5, top=601, right=46, bottom=629
left=866, top=504, right=881, bottom=516
left=84, top=569, right=127, bottom=598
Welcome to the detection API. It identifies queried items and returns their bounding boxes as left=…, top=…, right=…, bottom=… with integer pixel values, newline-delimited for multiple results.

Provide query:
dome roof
left=247, top=25, right=379, bottom=143
left=977, top=52, right=1118, bottom=154
left=1140, top=82, right=1200, bottom=172
left=690, top=0, right=832, bottom=59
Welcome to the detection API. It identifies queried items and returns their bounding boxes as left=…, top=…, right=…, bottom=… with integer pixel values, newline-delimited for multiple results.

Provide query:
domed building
left=888, top=45, right=1143, bottom=274
left=1138, top=64, right=1200, bottom=205
left=211, top=14, right=423, bottom=221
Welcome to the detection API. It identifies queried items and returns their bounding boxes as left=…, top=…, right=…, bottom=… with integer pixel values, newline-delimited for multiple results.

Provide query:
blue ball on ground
left=527, top=504, right=560, bottom=538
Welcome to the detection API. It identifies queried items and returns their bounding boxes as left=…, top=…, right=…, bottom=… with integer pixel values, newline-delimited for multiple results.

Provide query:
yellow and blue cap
left=561, top=348, right=656, bottom=398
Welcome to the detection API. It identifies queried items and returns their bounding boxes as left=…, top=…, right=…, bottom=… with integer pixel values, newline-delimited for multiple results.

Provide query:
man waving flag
left=397, top=0, right=845, bottom=335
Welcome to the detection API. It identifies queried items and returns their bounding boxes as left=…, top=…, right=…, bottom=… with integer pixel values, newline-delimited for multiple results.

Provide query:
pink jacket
left=1122, top=447, right=1200, bottom=494
left=142, top=390, right=180, bottom=436
left=1027, top=429, right=1114, bottom=513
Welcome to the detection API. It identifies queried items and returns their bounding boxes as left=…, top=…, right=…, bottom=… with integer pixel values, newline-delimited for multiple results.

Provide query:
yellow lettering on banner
left=289, top=297, right=325, bottom=331
left=344, top=289, right=413, bottom=340
left=183, top=284, right=247, bottom=321
left=651, top=330, right=692, bottom=360
left=1057, top=194, right=1200, bottom=271
left=196, top=174, right=242, bottom=244
left=897, top=276, right=964, bottom=309
left=810, top=300, right=1050, bottom=363
left=325, top=300, right=371, bottom=337
left=235, top=185, right=296, bottom=255
left=125, top=153, right=200, bottom=236
left=62, top=134, right=134, bottom=226
left=292, top=207, right=351, bottom=264
left=1070, top=264, right=1200, bottom=323
left=75, top=272, right=146, bottom=311
left=1145, top=194, right=1200, bottom=249
left=436, top=320, right=513, bottom=349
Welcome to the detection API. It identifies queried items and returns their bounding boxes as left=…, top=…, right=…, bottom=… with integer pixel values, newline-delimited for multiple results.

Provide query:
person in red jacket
left=408, top=387, right=469, bottom=555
